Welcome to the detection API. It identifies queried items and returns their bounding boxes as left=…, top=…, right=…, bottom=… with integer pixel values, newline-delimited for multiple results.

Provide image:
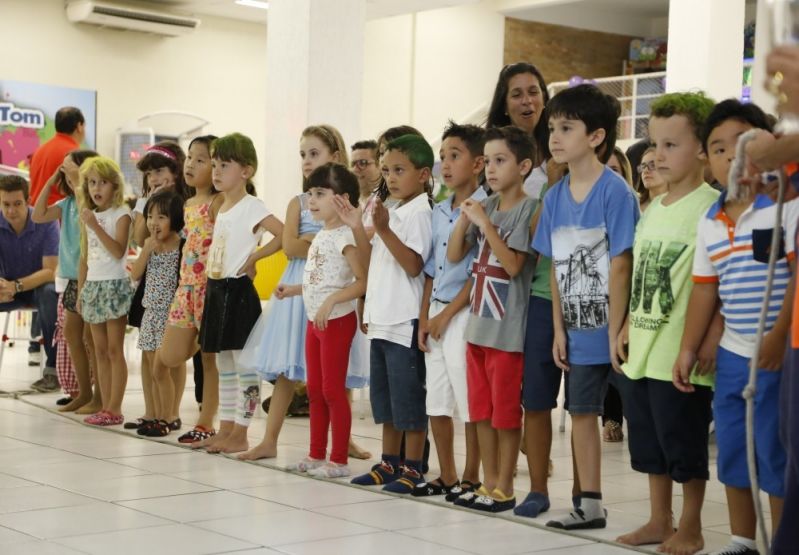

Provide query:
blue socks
left=513, top=492, right=550, bottom=518
left=383, top=460, right=424, bottom=494
left=351, top=455, right=400, bottom=486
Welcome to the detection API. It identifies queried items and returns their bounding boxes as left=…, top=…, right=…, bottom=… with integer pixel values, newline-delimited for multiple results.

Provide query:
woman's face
left=640, top=151, right=666, bottom=191
left=505, top=72, right=546, bottom=135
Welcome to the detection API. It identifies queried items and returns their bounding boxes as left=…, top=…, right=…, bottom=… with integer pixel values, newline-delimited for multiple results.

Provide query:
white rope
left=729, top=129, right=783, bottom=555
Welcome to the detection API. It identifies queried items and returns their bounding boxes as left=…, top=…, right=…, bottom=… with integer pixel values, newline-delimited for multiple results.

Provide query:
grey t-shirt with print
left=464, top=194, right=538, bottom=352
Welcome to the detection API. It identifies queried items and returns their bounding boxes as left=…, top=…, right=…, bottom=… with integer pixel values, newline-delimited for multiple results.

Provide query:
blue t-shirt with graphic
left=532, top=167, right=639, bottom=364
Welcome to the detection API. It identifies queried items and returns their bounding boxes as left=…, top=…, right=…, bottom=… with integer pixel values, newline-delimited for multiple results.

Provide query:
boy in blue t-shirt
left=532, top=84, right=639, bottom=529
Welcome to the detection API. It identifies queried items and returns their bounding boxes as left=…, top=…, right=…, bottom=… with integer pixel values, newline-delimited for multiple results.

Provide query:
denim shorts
left=369, top=330, right=427, bottom=431
left=565, top=363, right=611, bottom=415
left=522, top=296, right=564, bottom=411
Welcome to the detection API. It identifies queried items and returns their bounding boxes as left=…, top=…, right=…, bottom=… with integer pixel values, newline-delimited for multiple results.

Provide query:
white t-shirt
left=86, top=205, right=131, bottom=281
left=302, top=225, right=357, bottom=321
left=364, top=193, right=432, bottom=346
left=207, top=195, right=271, bottom=279
left=523, top=162, right=548, bottom=199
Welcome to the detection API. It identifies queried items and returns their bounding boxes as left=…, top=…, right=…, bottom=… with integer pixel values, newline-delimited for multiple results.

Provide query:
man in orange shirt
left=28, top=107, right=85, bottom=206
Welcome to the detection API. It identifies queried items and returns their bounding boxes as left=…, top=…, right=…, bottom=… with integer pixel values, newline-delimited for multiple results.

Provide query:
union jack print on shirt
left=471, top=225, right=511, bottom=320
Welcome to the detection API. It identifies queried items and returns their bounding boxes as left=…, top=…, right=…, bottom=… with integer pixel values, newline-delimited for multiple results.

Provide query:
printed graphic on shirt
left=552, top=226, right=609, bottom=330
left=629, top=239, right=687, bottom=330
left=207, top=231, right=226, bottom=279
left=471, top=225, right=511, bottom=320
left=306, top=244, right=326, bottom=285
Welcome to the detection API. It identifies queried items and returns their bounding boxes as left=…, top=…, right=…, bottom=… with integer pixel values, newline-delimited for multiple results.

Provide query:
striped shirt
left=693, top=194, right=799, bottom=358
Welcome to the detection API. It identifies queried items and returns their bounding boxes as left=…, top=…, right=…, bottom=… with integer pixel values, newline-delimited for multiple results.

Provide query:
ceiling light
left=235, top=0, right=269, bottom=9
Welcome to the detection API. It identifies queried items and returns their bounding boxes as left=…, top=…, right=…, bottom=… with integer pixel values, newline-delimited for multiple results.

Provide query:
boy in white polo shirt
left=339, top=134, right=433, bottom=493
left=677, top=99, right=791, bottom=555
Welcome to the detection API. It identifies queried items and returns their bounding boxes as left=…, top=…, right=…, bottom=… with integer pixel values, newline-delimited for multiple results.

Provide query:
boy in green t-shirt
left=616, top=91, right=719, bottom=555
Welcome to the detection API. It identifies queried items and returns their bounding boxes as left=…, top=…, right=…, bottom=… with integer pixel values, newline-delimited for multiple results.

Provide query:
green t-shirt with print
left=530, top=182, right=552, bottom=301
left=622, top=183, right=720, bottom=385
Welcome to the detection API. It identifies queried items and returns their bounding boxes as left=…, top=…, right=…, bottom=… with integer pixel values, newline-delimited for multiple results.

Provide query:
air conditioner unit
left=66, top=1, right=200, bottom=37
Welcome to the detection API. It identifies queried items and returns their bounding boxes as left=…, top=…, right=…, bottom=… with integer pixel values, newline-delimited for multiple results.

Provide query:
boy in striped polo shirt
left=677, top=99, right=791, bottom=555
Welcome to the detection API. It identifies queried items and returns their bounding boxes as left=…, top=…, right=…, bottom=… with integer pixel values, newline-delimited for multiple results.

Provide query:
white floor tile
left=236, top=479, right=389, bottom=509
left=0, top=501, right=168, bottom=539
left=62, top=473, right=218, bottom=501
left=195, top=511, right=378, bottom=547
left=277, top=530, right=468, bottom=555
left=54, top=523, right=258, bottom=555
left=120, top=490, right=292, bottom=522
left=0, top=524, right=37, bottom=546
left=0, top=540, right=88, bottom=555
left=0, top=485, right=95, bottom=514
left=313, top=497, right=487, bottom=530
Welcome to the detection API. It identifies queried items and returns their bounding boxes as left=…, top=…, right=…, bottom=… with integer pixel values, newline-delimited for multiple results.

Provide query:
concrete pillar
left=263, top=0, right=365, bottom=216
left=666, top=0, right=746, bottom=102
left=751, top=0, right=777, bottom=113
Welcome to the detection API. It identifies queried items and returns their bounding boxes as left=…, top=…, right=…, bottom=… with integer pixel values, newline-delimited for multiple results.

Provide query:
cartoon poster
left=0, top=80, right=96, bottom=171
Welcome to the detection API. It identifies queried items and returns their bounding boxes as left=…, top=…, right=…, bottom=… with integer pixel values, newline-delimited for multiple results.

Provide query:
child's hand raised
left=333, top=195, right=363, bottom=229
left=460, top=199, right=489, bottom=230
left=80, top=208, right=99, bottom=230
left=372, top=200, right=390, bottom=233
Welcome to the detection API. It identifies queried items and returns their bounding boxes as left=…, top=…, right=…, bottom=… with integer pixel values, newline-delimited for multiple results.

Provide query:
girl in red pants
left=277, top=163, right=366, bottom=478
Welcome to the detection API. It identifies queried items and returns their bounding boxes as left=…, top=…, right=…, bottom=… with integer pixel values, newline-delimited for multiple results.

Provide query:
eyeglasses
left=637, top=161, right=657, bottom=174
left=351, top=159, right=375, bottom=170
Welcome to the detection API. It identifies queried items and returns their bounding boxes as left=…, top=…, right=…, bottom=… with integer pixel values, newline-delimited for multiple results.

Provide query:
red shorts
left=466, top=343, right=523, bottom=429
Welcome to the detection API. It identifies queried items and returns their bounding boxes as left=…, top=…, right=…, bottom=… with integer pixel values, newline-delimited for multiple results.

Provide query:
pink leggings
left=305, top=312, right=356, bottom=464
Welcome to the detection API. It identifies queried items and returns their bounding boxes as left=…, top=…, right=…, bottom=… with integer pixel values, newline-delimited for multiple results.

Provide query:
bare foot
left=237, top=441, right=277, bottom=461
left=75, top=402, right=102, bottom=415
left=348, top=439, right=371, bottom=460
left=58, top=396, right=92, bottom=413
left=617, top=519, right=675, bottom=546
left=211, top=437, right=250, bottom=453
left=657, top=527, right=703, bottom=555
left=192, top=431, right=229, bottom=450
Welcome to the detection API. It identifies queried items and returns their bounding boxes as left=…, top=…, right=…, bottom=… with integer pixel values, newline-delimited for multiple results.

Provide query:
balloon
left=568, top=75, right=584, bottom=87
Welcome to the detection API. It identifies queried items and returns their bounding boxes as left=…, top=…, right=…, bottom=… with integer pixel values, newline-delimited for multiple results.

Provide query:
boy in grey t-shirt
left=447, top=126, right=538, bottom=513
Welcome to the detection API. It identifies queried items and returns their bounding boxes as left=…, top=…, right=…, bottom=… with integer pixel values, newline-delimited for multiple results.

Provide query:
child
left=32, top=149, right=101, bottom=414
left=130, top=190, right=186, bottom=437
left=532, top=84, right=639, bottom=529
left=616, top=91, right=719, bottom=555
left=278, top=163, right=366, bottom=478
left=198, top=133, right=283, bottom=454
left=678, top=99, right=786, bottom=555
left=77, top=157, right=135, bottom=426
left=447, top=125, right=538, bottom=512
left=157, top=135, right=223, bottom=444
left=340, top=134, right=433, bottom=493
left=237, top=124, right=359, bottom=460
left=413, top=122, right=485, bottom=499
left=127, top=142, right=190, bottom=434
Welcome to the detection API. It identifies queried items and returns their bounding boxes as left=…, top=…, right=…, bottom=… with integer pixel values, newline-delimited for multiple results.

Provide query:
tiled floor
left=0, top=319, right=757, bottom=554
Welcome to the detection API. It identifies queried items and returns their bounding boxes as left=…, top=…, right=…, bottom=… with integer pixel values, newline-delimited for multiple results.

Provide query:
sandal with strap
left=178, top=426, right=216, bottom=444
left=124, top=417, right=150, bottom=430
left=411, top=478, right=459, bottom=497
left=602, top=420, right=624, bottom=442
left=445, top=480, right=481, bottom=502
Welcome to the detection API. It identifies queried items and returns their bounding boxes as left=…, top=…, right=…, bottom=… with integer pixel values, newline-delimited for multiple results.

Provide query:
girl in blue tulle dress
left=238, top=124, right=370, bottom=461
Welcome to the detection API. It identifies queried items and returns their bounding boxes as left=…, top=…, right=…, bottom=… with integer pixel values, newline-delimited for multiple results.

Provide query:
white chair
left=0, top=308, right=43, bottom=374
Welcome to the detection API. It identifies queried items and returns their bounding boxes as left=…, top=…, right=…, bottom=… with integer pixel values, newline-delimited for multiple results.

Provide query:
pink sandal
left=84, top=411, right=124, bottom=426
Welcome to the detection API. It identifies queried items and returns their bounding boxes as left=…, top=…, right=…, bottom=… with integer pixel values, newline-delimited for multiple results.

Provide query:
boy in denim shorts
left=345, top=135, right=433, bottom=494
left=532, top=85, right=639, bottom=530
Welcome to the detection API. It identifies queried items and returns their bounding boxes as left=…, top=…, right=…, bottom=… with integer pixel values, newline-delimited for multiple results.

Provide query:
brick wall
left=504, top=17, right=638, bottom=84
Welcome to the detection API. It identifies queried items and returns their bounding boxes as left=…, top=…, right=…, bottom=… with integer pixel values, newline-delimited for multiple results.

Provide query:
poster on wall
left=0, top=80, right=97, bottom=172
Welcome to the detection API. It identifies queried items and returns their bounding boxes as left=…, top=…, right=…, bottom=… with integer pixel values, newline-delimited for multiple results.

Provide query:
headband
left=146, top=146, right=177, bottom=161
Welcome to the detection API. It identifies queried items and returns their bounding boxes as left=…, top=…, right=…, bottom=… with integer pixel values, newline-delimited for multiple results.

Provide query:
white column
left=263, top=0, right=366, bottom=217
left=666, top=0, right=746, bottom=102
left=751, top=0, right=777, bottom=113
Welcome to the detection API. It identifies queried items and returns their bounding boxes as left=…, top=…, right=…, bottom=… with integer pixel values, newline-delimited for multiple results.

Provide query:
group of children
left=33, top=81, right=797, bottom=555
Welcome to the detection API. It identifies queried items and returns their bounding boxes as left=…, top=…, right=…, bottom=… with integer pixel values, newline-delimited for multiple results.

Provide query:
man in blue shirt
left=0, top=176, right=59, bottom=391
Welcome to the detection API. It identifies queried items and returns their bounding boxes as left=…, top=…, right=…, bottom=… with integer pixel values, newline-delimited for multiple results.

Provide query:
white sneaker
left=308, top=462, right=351, bottom=479
left=287, top=457, right=326, bottom=472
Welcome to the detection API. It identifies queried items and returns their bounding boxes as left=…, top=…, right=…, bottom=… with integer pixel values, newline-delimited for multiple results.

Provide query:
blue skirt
left=238, top=257, right=370, bottom=388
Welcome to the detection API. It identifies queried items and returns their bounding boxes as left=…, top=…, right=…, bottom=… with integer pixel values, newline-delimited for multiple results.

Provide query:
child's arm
left=129, top=238, right=155, bottom=282
left=81, top=210, right=131, bottom=260
left=209, top=194, right=224, bottom=222
left=334, top=195, right=372, bottom=273
left=608, top=250, right=633, bottom=373
left=696, top=305, right=723, bottom=374
left=313, top=245, right=367, bottom=330
left=427, top=279, right=472, bottom=341
left=31, top=173, right=62, bottom=223
left=760, top=263, right=796, bottom=371
left=673, top=282, right=719, bottom=392
left=372, top=201, right=425, bottom=277
left=77, top=254, right=87, bottom=314
left=274, top=283, right=302, bottom=299
left=550, top=264, right=569, bottom=371
left=446, top=212, right=473, bottom=263
left=132, top=211, right=148, bottom=247
left=282, top=196, right=314, bottom=259
left=461, top=199, right=527, bottom=277
left=239, top=215, right=284, bottom=277
left=418, top=276, right=434, bottom=352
